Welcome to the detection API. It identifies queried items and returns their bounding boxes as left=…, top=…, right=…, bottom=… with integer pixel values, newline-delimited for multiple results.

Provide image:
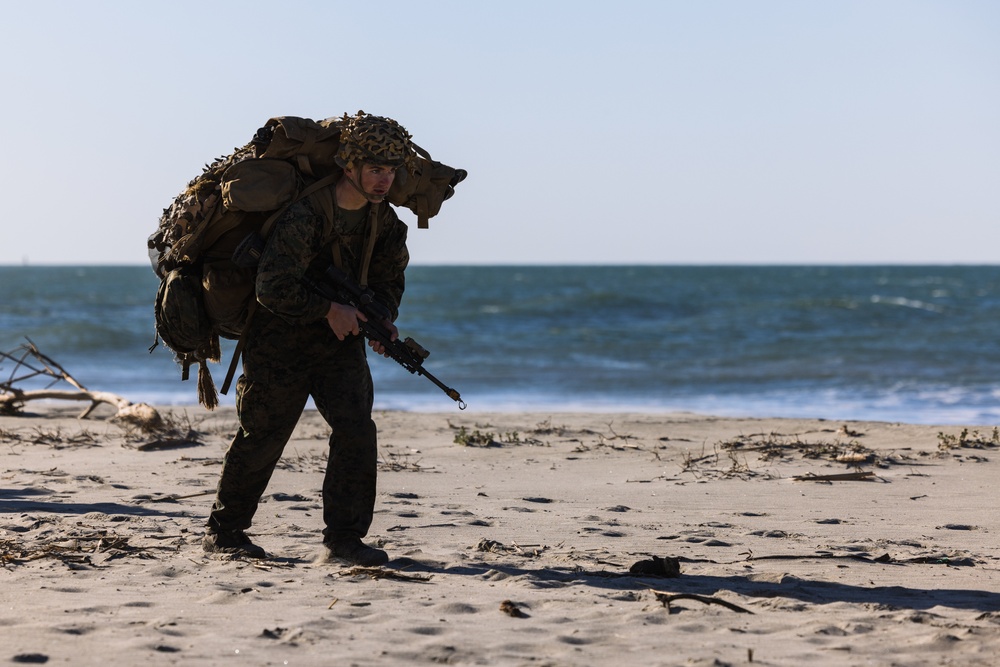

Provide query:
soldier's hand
left=326, top=302, right=367, bottom=340
left=368, top=319, right=398, bottom=357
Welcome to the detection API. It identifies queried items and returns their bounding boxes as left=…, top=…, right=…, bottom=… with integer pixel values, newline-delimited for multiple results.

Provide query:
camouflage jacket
left=254, top=194, right=409, bottom=325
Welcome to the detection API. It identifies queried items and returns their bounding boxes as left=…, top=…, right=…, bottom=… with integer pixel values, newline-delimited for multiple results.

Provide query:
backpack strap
left=199, top=210, right=246, bottom=259
left=260, top=172, right=340, bottom=239
left=295, top=131, right=318, bottom=176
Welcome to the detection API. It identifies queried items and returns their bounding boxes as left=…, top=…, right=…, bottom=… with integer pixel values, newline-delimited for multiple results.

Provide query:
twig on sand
left=134, top=489, right=216, bottom=504
left=650, top=590, right=754, bottom=614
left=793, top=471, right=877, bottom=482
left=335, top=566, right=432, bottom=582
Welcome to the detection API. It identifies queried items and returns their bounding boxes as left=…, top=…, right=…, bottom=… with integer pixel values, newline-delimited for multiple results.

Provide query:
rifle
left=304, top=265, right=466, bottom=409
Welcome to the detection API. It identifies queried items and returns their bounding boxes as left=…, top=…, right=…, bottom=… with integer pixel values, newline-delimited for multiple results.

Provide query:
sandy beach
left=2, top=403, right=1000, bottom=666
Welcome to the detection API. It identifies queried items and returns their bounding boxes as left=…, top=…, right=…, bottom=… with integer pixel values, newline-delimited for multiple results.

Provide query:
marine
left=202, top=112, right=415, bottom=565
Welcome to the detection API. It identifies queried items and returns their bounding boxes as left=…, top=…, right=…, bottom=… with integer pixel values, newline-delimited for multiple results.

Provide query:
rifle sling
left=359, top=203, right=379, bottom=288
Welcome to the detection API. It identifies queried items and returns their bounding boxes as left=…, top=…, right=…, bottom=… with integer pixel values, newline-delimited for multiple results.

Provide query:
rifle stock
left=304, top=266, right=466, bottom=409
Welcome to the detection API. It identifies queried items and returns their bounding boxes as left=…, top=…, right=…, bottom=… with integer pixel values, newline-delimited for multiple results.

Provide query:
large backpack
left=148, top=115, right=466, bottom=409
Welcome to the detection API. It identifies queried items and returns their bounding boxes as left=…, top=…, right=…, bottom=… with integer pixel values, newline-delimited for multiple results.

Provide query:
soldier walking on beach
left=202, top=112, right=414, bottom=565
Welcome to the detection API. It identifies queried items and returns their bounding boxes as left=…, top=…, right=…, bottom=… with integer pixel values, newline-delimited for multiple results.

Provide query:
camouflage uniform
left=206, top=193, right=408, bottom=544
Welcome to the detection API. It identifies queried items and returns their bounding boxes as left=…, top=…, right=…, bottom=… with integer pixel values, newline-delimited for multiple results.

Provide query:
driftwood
left=0, top=340, right=164, bottom=432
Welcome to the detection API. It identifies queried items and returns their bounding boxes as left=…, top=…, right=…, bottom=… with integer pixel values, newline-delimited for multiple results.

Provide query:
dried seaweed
left=0, top=533, right=167, bottom=568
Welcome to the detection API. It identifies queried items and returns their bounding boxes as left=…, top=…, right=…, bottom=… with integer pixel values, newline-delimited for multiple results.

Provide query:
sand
left=2, top=403, right=1000, bottom=666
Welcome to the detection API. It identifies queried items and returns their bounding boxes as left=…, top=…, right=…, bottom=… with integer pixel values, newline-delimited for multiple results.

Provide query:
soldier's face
left=355, top=164, right=397, bottom=202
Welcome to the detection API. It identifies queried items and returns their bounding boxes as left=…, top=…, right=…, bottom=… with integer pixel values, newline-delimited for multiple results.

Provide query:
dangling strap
left=220, top=297, right=257, bottom=396
left=197, top=359, right=219, bottom=410
left=410, top=142, right=434, bottom=229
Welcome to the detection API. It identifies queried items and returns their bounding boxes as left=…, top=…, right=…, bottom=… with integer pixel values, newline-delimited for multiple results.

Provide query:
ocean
left=1, top=265, right=999, bottom=425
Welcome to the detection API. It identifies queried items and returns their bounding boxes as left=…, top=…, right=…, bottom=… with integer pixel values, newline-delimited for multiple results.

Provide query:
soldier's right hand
left=325, top=302, right=367, bottom=340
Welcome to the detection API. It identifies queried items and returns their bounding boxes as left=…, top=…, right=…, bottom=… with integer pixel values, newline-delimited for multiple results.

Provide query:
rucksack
left=148, top=115, right=467, bottom=409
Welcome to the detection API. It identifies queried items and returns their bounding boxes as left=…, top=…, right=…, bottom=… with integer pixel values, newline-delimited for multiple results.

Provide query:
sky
left=0, top=0, right=997, bottom=266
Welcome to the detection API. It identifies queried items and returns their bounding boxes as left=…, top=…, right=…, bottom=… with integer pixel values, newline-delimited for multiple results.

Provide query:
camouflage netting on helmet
left=335, top=111, right=415, bottom=171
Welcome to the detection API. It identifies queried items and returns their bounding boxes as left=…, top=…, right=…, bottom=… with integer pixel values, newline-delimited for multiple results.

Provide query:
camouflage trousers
left=207, top=315, right=377, bottom=542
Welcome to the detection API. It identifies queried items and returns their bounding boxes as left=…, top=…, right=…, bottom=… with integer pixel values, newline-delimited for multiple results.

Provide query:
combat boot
left=324, top=537, right=388, bottom=566
left=203, top=529, right=267, bottom=559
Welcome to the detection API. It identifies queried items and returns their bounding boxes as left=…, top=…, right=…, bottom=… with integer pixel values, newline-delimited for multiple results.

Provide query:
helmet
left=335, top=111, right=414, bottom=171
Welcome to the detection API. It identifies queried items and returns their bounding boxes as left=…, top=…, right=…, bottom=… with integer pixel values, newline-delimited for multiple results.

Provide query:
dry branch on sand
left=0, top=340, right=164, bottom=432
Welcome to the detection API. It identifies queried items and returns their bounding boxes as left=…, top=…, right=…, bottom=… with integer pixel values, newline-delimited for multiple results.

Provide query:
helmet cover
left=335, top=110, right=414, bottom=171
